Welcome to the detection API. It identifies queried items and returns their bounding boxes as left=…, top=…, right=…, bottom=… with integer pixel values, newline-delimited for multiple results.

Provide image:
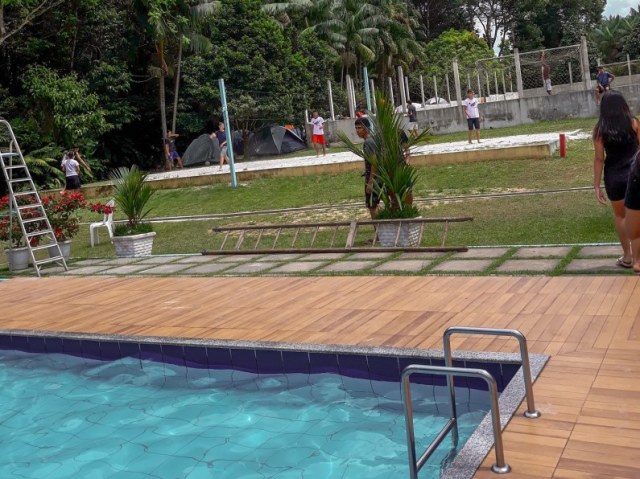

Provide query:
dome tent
left=245, top=125, right=307, bottom=157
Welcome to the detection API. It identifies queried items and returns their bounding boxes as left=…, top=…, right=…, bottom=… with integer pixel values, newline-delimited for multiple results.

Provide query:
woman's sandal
left=616, top=257, right=633, bottom=269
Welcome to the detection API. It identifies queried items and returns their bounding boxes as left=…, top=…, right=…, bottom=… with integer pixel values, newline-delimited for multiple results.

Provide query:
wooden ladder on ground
left=207, top=217, right=472, bottom=254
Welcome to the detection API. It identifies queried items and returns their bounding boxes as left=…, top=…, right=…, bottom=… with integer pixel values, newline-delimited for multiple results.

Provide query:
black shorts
left=604, top=162, right=631, bottom=202
left=625, top=161, right=640, bottom=210
left=467, top=118, right=480, bottom=130
left=65, top=175, right=81, bottom=190
left=365, top=184, right=381, bottom=209
left=597, top=84, right=610, bottom=93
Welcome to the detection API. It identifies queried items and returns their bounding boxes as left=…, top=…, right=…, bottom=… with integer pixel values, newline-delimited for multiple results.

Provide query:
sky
left=605, top=0, right=637, bottom=17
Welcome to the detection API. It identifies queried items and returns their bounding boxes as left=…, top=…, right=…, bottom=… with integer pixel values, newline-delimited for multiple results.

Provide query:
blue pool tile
left=367, top=355, right=400, bottom=382
left=308, top=352, right=339, bottom=374
left=139, top=343, right=163, bottom=363
left=499, top=362, right=521, bottom=392
left=44, top=337, right=63, bottom=354
left=162, top=344, right=185, bottom=367
left=0, top=335, right=11, bottom=351
left=119, top=341, right=140, bottom=360
left=99, top=341, right=121, bottom=361
left=230, top=348, right=258, bottom=373
left=62, top=338, right=83, bottom=358
left=282, top=351, right=309, bottom=374
left=28, top=337, right=46, bottom=353
left=463, top=360, right=492, bottom=390
left=183, top=346, right=208, bottom=369
left=207, top=347, right=232, bottom=369
left=337, top=354, right=369, bottom=380
left=255, top=349, right=283, bottom=375
left=398, top=357, right=439, bottom=385
left=11, top=335, right=29, bottom=352
left=82, top=340, right=102, bottom=360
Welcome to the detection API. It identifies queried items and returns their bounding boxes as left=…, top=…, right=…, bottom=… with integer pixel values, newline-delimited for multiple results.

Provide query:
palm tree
left=262, top=0, right=332, bottom=29
left=591, top=16, right=632, bottom=63
left=171, top=1, right=219, bottom=132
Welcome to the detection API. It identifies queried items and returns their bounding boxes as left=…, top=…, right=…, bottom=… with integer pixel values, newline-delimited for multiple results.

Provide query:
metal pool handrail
left=401, top=365, right=511, bottom=478
left=443, top=327, right=541, bottom=419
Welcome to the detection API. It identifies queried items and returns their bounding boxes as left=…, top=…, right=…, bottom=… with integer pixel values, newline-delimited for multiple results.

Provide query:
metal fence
left=598, top=57, right=640, bottom=78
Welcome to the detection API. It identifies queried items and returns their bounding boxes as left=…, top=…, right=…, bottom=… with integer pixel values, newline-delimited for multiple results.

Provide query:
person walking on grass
left=595, top=66, right=614, bottom=105
left=462, top=89, right=481, bottom=144
left=163, top=130, right=183, bottom=170
left=216, top=122, right=229, bottom=169
left=541, top=52, right=552, bottom=95
left=310, top=111, right=326, bottom=157
left=592, top=91, right=640, bottom=270
left=354, top=117, right=380, bottom=220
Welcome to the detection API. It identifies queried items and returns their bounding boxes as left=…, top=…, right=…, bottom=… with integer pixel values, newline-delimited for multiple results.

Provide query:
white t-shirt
left=62, top=158, right=80, bottom=177
left=463, top=98, right=480, bottom=119
left=310, top=117, right=325, bottom=136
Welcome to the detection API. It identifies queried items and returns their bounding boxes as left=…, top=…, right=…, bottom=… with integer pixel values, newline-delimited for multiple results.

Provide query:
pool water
left=0, top=351, right=489, bottom=478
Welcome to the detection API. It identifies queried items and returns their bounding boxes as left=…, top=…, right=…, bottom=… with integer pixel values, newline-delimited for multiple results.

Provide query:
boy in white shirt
left=61, top=151, right=81, bottom=192
left=309, top=111, right=326, bottom=157
left=462, top=89, right=481, bottom=144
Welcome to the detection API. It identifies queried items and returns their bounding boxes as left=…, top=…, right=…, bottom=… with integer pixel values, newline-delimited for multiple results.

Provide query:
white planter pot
left=112, top=232, right=156, bottom=257
left=47, top=240, right=71, bottom=260
left=376, top=220, right=422, bottom=247
left=5, top=247, right=31, bottom=271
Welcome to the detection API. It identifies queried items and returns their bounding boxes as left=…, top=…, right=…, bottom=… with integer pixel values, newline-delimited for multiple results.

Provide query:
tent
left=182, top=134, right=220, bottom=167
left=245, top=125, right=307, bottom=157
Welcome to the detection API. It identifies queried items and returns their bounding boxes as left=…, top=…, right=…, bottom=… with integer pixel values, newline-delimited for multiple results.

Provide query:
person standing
left=354, top=117, right=380, bottom=220
left=593, top=91, right=640, bottom=269
left=541, top=52, right=552, bottom=95
left=406, top=100, right=418, bottom=137
left=462, top=89, right=481, bottom=144
left=163, top=130, right=183, bottom=170
left=310, top=111, right=326, bottom=157
left=61, top=150, right=81, bottom=193
left=595, top=66, right=615, bottom=105
left=215, top=122, right=229, bottom=169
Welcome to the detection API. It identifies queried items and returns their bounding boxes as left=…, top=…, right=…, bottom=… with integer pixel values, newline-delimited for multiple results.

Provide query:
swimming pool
left=0, top=332, right=547, bottom=478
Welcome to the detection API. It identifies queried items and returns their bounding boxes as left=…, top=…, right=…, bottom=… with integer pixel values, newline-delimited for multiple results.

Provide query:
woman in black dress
left=625, top=144, right=640, bottom=274
left=593, top=91, right=640, bottom=269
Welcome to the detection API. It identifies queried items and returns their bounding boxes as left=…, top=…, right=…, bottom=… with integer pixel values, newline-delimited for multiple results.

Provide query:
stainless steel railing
left=443, top=327, right=541, bottom=419
left=401, top=365, right=511, bottom=478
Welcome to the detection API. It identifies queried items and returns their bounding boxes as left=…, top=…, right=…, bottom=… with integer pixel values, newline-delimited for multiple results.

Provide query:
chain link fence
left=598, top=58, right=640, bottom=78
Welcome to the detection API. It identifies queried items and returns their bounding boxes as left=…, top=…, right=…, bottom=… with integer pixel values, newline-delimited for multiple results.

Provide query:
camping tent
left=245, top=125, right=307, bottom=157
left=182, top=134, right=220, bottom=167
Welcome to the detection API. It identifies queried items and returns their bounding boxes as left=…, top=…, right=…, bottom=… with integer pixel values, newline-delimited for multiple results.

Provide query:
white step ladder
left=0, top=119, right=68, bottom=276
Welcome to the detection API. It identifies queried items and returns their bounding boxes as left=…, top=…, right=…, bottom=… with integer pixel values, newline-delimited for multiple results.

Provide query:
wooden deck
left=1, top=275, right=639, bottom=478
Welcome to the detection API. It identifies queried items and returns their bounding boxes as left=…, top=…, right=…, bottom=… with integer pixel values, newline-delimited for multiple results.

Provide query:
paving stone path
left=41, top=244, right=639, bottom=278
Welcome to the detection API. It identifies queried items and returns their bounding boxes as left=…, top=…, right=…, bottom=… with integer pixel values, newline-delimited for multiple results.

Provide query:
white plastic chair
left=89, top=199, right=115, bottom=247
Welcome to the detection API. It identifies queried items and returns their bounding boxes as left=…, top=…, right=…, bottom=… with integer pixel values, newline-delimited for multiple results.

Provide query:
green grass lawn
left=2, top=117, right=613, bottom=270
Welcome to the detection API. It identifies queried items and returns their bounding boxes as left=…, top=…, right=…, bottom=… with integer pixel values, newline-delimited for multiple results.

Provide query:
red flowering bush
left=0, top=194, right=47, bottom=248
left=42, top=192, right=87, bottom=242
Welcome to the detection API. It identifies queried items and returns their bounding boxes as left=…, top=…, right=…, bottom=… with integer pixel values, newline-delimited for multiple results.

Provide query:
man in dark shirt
left=595, top=66, right=614, bottom=105
left=355, top=117, right=380, bottom=219
left=163, top=130, right=183, bottom=171
left=406, top=100, right=418, bottom=137
left=215, top=122, right=229, bottom=169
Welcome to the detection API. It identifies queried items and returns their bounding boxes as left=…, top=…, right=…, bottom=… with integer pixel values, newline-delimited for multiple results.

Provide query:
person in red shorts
left=309, top=111, right=326, bottom=157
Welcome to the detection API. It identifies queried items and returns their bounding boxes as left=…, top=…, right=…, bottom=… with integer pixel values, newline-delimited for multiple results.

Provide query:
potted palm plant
left=109, top=166, right=156, bottom=257
left=339, top=93, right=430, bottom=246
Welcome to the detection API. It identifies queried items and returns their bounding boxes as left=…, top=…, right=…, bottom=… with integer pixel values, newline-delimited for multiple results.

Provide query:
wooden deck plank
left=0, top=275, right=639, bottom=479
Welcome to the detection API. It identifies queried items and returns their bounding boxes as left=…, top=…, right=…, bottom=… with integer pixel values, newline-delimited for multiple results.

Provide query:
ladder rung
left=13, top=190, right=37, bottom=196
left=0, top=152, right=18, bottom=158
left=26, top=230, right=54, bottom=238
left=4, top=165, right=27, bottom=170
left=30, top=244, right=54, bottom=252
left=35, top=256, right=65, bottom=266
left=17, top=204, right=43, bottom=211
left=22, top=217, right=47, bottom=224
left=9, top=178, right=31, bottom=183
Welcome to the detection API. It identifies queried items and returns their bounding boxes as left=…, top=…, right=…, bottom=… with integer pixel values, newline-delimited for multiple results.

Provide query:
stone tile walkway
left=36, top=244, right=640, bottom=278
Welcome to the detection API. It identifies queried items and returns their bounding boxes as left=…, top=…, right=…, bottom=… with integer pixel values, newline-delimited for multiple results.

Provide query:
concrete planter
left=112, top=232, right=156, bottom=257
left=47, top=240, right=71, bottom=260
left=376, top=219, right=422, bottom=247
left=4, top=247, right=31, bottom=271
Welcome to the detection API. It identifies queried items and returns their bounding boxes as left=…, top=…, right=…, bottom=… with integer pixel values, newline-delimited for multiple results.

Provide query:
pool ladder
left=401, top=327, right=541, bottom=478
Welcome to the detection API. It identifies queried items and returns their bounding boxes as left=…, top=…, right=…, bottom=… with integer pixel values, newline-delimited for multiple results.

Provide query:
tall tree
left=0, top=0, right=66, bottom=47
left=410, top=0, right=471, bottom=41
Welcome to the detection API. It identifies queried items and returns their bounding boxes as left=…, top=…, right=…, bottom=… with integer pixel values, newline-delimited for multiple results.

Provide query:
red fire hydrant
left=559, top=133, right=567, bottom=158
